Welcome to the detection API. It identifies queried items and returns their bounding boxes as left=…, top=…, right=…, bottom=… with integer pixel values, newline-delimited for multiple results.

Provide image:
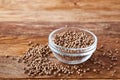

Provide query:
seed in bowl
left=54, top=30, right=94, bottom=48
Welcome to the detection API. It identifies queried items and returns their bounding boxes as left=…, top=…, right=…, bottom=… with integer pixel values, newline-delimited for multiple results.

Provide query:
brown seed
left=5, top=55, right=10, bottom=58
left=111, top=56, right=118, bottom=61
left=105, top=26, right=110, bottom=30
left=39, top=72, right=43, bottom=76
left=93, top=69, right=97, bottom=72
left=115, top=48, right=118, bottom=51
left=102, top=66, right=105, bottom=69
left=97, top=69, right=100, bottom=73
left=79, top=73, right=83, bottom=76
left=77, top=71, right=80, bottom=75
left=23, top=67, right=26, bottom=70
left=107, top=68, right=110, bottom=71
left=12, top=57, right=16, bottom=60
left=83, top=69, right=86, bottom=73
left=108, top=50, right=112, bottom=53
left=28, top=72, right=31, bottom=76
left=102, top=52, right=106, bottom=56
left=86, top=68, right=90, bottom=71
left=100, top=45, right=104, bottom=49
left=108, top=53, right=112, bottom=56
left=115, top=40, right=119, bottom=43
left=53, top=72, right=57, bottom=76
left=113, top=70, right=117, bottom=73
left=58, top=73, right=61, bottom=76
left=54, top=30, right=94, bottom=48
left=110, top=65, right=113, bottom=68
left=113, top=63, right=117, bottom=66
left=74, top=2, right=77, bottom=5
left=111, top=73, right=114, bottom=77
left=20, top=41, right=118, bottom=77
left=115, top=51, right=119, bottom=54
left=24, top=69, right=29, bottom=74
left=18, top=58, right=22, bottom=63
left=93, top=61, right=97, bottom=64
left=70, top=71, right=74, bottom=74
left=28, top=41, right=33, bottom=46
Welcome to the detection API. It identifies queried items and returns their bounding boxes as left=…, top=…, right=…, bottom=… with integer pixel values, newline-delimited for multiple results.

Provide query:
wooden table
left=0, top=0, right=120, bottom=22
left=0, top=22, right=119, bottom=79
left=0, top=0, right=120, bottom=79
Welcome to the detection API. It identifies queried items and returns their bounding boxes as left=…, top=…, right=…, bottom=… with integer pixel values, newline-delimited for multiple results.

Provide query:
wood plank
left=0, top=0, right=120, bottom=22
left=0, top=22, right=120, bottom=79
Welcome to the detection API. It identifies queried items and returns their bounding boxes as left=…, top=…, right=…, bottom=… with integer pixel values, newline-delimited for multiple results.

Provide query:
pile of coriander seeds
left=50, top=29, right=96, bottom=63
left=54, top=30, right=94, bottom=48
left=18, top=42, right=119, bottom=77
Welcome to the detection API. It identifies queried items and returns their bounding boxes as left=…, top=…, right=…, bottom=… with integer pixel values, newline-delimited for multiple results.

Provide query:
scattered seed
left=113, top=63, right=117, bottom=66
left=28, top=41, right=33, bottom=46
left=24, top=69, right=29, bottom=74
left=18, top=40, right=119, bottom=77
left=12, top=57, right=16, bottom=60
left=102, top=52, right=106, bottom=56
left=79, top=73, right=83, bottom=76
left=100, top=45, right=104, bottom=49
left=5, top=55, right=10, bottom=58
left=83, top=69, right=86, bottom=73
left=58, top=73, right=61, bottom=76
left=115, top=40, right=119, bottom=43
left=113, top=70, right=117, bottom=73
left=107, top=68, right=110, bottom=71
left=93, top=69, right=97, bottom=72
left=115, top=48, right=118, bottom=51
left=86, top=68, right=90, bottom=71
left=101, top=66, right=105, bottom=69
left=74, top=2, right=77, bottom=5
left=17, top=58, right=22, bottom=63
left=111, top=73, right=114, bottom=77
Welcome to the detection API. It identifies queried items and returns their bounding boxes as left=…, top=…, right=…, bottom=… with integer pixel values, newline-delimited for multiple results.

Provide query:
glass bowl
left=48, top=27, right=97, bottom=64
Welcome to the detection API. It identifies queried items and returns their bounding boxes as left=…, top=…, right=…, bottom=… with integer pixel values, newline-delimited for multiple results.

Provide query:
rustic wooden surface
left=0, top=0, right=120, bottom=22
left=0, top=0, right=120, bottom=79
left=0, top=22, right=119, bottom=79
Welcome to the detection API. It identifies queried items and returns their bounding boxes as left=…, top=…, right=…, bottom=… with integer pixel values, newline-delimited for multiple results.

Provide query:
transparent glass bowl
left=48, top=27, right=97, bottom=64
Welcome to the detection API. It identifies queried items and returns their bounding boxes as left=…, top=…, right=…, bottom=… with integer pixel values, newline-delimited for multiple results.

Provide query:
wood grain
left=0, top=22, right=120, bottom=79
left=0, top=0, right=120, bottom=22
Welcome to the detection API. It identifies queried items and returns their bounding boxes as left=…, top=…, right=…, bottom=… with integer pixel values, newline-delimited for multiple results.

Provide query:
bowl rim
left=49, top=27, right=97, bottom=51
